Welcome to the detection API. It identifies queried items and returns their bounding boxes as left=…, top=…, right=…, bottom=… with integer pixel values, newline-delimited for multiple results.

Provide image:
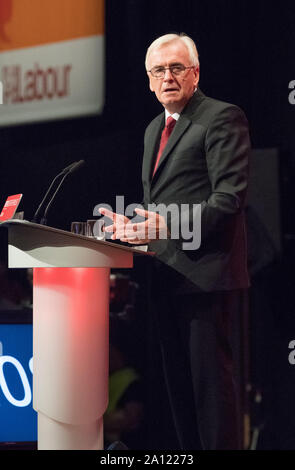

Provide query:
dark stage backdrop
left=1, top=0, right=295, bottom=450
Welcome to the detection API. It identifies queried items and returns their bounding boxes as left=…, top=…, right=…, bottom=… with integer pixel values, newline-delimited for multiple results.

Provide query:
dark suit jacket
left=142, top=89, right=251, bottom=293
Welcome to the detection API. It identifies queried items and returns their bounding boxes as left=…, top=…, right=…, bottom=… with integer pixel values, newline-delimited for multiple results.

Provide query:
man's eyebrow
left=152, top=62, right=184, bottom=68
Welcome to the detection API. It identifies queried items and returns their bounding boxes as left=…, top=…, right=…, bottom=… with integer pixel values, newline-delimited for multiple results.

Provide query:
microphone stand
left=32, top=162, right=77, bottom=224
left=40, top=172, right=71, bottom=226
left=40, top=160, right=85, bottom=226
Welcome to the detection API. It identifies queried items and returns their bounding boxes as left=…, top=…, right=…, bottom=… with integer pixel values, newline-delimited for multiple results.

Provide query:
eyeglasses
left=148, top=64, right=195, bottom=79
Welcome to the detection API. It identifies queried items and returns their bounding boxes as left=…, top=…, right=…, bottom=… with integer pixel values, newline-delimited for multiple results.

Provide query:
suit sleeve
left=201, top=104, right=250, bottom=239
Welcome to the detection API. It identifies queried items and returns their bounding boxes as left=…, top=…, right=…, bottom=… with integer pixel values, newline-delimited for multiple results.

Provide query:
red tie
left=153, top=116, right=176, bottom=177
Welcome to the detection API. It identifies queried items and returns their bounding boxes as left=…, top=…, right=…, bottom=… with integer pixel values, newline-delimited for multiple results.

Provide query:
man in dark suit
left=100, top=33, right=251, bottom=450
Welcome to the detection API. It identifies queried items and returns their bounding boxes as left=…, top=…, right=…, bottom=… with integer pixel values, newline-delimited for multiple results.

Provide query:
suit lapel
left=142, top=114, right=164, bottom=184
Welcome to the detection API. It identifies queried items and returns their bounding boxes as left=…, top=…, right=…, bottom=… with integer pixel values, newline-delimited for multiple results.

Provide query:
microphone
left=40, top=160, right=85, bottom=226
left=32, top=161, right=78, bottom=223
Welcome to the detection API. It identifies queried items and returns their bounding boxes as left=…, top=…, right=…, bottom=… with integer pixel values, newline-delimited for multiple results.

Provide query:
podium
left=0, top=220, right=151, bottom=450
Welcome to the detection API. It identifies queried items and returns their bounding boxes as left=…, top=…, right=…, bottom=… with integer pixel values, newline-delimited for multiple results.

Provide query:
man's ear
left=194, top=66, right=200, bottom=88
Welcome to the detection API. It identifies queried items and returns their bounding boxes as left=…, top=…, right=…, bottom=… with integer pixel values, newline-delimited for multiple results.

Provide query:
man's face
left=147, top=40, right=199, bottom=114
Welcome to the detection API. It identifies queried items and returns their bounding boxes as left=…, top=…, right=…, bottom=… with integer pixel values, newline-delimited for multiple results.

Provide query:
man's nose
left=163, top=68, right=174, bottom=81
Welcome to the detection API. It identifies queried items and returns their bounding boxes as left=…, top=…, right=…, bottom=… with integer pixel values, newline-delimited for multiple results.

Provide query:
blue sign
left=0, top=324, right=37, bottom=442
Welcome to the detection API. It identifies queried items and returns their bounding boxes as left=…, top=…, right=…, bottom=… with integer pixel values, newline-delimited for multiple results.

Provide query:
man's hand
left=98, top=207, right=169, bottom=244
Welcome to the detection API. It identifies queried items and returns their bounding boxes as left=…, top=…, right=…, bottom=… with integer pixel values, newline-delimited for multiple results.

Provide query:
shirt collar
left=165, top=110, right=180, bottom=122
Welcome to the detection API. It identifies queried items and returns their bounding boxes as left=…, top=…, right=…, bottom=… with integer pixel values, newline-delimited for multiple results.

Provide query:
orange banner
left=0, top=0, right=104, bottom=52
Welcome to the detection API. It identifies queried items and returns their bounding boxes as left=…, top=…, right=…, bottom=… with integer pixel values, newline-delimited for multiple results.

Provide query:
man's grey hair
left=145, top=33, right=200, bottom=71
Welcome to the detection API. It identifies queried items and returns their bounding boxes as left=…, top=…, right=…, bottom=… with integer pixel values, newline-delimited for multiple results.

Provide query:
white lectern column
left=33, top=267, right=110, bottom=450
